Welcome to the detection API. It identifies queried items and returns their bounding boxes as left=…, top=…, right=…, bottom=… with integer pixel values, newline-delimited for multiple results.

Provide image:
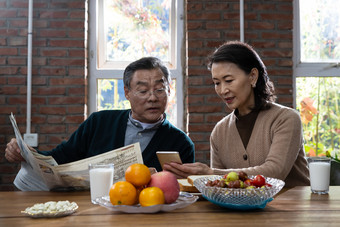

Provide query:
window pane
left=104, top=0, right=170, bottom=62
left=97, top=78, right=177, bottom=123
left=166, top=79, right=177, bottom=124
left=97, top=79, right=130, bottom=110
left=300, top=0, right=340, bottom=62
left=296, top=77, right=340, bottom=158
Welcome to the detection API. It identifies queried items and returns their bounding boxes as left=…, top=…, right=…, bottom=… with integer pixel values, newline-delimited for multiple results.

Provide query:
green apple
left=226, top=171, right=239, bottom=182
left=239, top=180, right=245, bottom=188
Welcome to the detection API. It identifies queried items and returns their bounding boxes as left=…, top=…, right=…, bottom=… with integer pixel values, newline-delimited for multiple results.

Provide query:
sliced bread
left=177, top=179, right=199, bottom=193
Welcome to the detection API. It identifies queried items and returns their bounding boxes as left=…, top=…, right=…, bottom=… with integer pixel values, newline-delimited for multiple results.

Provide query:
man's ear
left=124, top=86, right=130, bottom=100
left=167, top=85, right=171, bottom=95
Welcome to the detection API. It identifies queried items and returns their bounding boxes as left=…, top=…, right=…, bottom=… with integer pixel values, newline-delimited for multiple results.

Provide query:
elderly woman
left=164, top=41, right=309, bottom=187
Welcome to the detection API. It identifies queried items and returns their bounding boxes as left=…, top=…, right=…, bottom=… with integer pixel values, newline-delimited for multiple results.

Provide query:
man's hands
left=5, top=138, right=25, bottom=163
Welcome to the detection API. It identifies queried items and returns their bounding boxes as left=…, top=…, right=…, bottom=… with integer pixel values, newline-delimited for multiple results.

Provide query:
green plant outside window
left=296, top=77, right=340, bottom=160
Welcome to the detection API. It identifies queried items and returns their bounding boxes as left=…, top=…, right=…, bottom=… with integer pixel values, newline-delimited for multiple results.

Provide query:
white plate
left=21, top=201, right=78, bottom=218
left=96, top=192, right=198, bottom=213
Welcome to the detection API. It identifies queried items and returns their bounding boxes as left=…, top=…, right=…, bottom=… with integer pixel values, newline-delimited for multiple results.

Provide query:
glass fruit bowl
left=193, top=175, right=285, bottom=210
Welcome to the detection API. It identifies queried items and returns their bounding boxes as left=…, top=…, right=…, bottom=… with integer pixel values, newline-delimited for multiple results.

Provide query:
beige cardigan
left=210, top=102, right=310, bottom=187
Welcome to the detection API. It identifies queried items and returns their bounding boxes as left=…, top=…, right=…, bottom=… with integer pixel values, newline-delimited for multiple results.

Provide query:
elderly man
left=5, top=57, right=195, bottom=171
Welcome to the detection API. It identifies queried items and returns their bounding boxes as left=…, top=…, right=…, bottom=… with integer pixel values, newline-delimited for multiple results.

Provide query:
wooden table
left=1, top=186, right=340, bottom=226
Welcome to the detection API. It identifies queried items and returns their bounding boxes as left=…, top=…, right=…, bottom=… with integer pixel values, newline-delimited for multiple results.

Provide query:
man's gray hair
left=123, top=57, right=171, bottom=89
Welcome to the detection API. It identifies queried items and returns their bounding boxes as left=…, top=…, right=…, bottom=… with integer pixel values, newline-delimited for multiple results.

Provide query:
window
left=89, top=0, right=184, bottom=129
left=294, top=0, right=340, bottom=159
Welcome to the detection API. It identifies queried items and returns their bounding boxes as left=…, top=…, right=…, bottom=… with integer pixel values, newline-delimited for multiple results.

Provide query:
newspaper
left=9, top=113, right=144, bottom=191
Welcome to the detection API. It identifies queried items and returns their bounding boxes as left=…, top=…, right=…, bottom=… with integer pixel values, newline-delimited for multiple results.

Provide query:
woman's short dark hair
left=123, top=57, right=171, bottom=89
left=207, top=41, right=276, bottom=109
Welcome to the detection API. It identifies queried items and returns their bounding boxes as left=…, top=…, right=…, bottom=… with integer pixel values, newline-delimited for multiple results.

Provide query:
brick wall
left=0, top=0, right=294, bottom=190
left=186, top=0, right=294, bottom=165
left=0, top=0, right=87, bottom=190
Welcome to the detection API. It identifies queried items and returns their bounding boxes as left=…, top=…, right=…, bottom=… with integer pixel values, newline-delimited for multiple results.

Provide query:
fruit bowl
left=95, top=192, right=198, bottom=213
left=193, top=175, right=285, bottom=210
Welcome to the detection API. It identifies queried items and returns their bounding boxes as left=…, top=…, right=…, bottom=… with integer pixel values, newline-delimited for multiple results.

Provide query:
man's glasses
left=132, top=88, right=168, bottom=100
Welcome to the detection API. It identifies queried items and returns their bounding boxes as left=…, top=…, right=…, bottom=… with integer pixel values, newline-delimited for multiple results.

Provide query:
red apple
left=147, top=171, right=180, bottom=204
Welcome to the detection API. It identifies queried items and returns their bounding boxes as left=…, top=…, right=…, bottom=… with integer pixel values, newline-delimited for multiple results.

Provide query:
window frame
left=88, top=0, right=185, bottom=129
left=293, top=0, right=340, bottom=107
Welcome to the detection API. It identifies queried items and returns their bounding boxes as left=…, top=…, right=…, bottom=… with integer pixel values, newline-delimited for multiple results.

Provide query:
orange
left=125, top=163, right=151, bottom=187
left=109, top=181, right=137, bottom=205
left=139, top=187, right=165, bottom=207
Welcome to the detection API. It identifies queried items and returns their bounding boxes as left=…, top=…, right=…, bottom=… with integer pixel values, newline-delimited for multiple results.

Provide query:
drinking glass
left=89, top=163, right=114, bottom=204
left=308, top=157, right=331, bottom=194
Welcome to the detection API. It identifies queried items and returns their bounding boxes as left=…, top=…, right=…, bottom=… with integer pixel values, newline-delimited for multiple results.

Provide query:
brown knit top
left=210, top=102, right=310, bottom=187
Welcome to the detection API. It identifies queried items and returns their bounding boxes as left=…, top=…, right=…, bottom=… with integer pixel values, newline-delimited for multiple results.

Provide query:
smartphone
left=156, top=151, right=182, bottom=169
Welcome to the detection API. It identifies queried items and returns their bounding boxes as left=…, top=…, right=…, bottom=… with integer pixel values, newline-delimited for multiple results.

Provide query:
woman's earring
left=252, top=83, right=256, bottom=88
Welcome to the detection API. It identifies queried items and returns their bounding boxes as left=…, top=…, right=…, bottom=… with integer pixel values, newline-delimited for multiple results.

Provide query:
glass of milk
left=89, top=163, right=114, bottom=204
left=307, top=157, right=331, bottom=194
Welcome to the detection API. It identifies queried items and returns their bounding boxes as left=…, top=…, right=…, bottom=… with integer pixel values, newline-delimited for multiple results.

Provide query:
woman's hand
left=5, top=138, right=25, bottom=163
left=162, top=162, right=214, bottom=179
